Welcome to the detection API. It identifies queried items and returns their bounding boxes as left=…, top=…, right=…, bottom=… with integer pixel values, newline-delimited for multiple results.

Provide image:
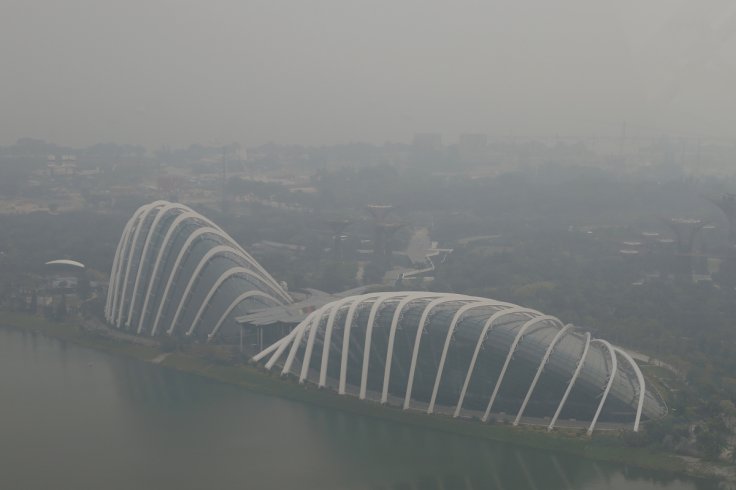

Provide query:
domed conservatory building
left=255, top=292, right=667, bottom=433
left=105, top=201, right=292, bottom=342
left=107, top=202, right=667, bottom=433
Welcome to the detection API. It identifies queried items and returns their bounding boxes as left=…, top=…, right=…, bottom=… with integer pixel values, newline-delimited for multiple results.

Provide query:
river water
left=0, top=327, right=719, bottom=490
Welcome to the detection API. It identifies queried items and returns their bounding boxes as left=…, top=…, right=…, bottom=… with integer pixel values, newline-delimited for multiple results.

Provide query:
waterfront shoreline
left=2, top=312, right=732, bottom=484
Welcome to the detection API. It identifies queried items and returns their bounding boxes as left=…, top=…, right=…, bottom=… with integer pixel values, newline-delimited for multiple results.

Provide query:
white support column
left=318, top=298, right=356, bottom=388
left=339, top=295, right=380, bottom=395
left=111, top=201, right=291, bottom=334
left=186, top=267, right=276, bottom=336
left=613, top=347, right=646, bottom=432
left=167, top=245, right=246, bottom=335
left=150, top=226, right=225, bottom=336
left=110, top=206, right=149, bottom=322
left=126, top=203, right=188, bottom=328
left=548, top=332, right=591, bottom=431
left=587, top=339, right=618, bottom=435
left=428, top=301, right=510, bottom=414
left=106, top=214, right=134, bottom=318
left=106, top=224, right=126, bottom=319
left=252, top=335, right=289, bottom=362
left=403, top=296, right=472, bottom=410
left=116, top=202, right=166, bottom=327
left=513, top=324, right=573, bottom=426
left=300, top=307, right=328, bottom=383
left=207, top=291, right=277, bottom=341
left=144, top=227, right=292, bottom=335
left=281, top=312, right=319, bottom=375
left=207, top=227, right=290, bottom=303
left=111, top=212, right=142, bottom=324
left=152, top=205, right=288, bottom=303
left=381, top=293, right=446, bottom=404
left=359, top=293, right=403, bottom=399
left=453, top=307, right=537, bottom=417
left=482, top=315, right=561, bottom=422
left=265, top=325, right=302, bottom=370
left=111, top=207, right=151, bottom=320
left=138, top=211, right=201, bottom=333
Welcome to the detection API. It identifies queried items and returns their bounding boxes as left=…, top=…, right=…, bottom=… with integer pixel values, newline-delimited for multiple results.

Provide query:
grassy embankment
left=0, top=311, right=719, bottom=479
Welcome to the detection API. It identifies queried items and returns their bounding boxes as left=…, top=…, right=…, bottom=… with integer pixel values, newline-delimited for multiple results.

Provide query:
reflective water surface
left=0, top=327, right=718, bottom=490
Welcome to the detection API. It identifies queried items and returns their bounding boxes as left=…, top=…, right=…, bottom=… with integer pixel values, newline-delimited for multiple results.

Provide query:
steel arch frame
left=427, top=300, right=513, bottom=414
left=116, top=201, right=167, bottom=327
left=125, top=202, right=189, bottom=328
left=482, top=315, right=563, bottom=422
left=137, top=210, right=206, bottom=333
left=167, top=245, right=275, bottom=335
left=403, top=295, right=479, bottom=410
left=613, top=347, right=646, bottom=432
left=452, top=306, right=539, bottom=418
left=548, top=332, right=591, bottom=431
left=513, top=324, right=573, bottom=426
left=587, top=339, right=618, bottom=434
left=109, top=203, right=156, bottom=322
left=252, top=293, right=654, bottom=433
left=105, top=201, right=292, bottom=336
left=185, top=266, right=282, bottom=336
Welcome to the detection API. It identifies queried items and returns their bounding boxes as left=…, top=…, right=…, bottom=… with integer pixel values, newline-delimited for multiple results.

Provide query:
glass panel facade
left=107, top=202, right=291, bottom=341
left=268, top=293, right=667, bottom=431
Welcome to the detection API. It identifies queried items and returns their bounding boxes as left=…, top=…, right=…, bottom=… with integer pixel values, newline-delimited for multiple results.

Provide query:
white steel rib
left=116, top=201, right=166, bottom=327
left=252, top=334, right=290, bottom=363
left=106, top=214, right=130, bottom=318
left=150, top=226, right=225, bottom=336
left=110, top=205, right=149, bottom=322
left=360, top=293, right=402, bottom=399
left=115, top=201, right=165, bottom=328
left=587, top=339, right=618, bottom=435
left=186, top=267, right=280, bottom=336
left=339, top=295, right=381, bottom=395
left=281, top=311, right=321, bottom=374
left=513, top=324, right=573, bottom=426
left=300, top=310, right=325, bottom=383
left=167, top=245, right=273, bottom=335
left=137, top=210, right=204, bottom=333
left=265, top=325, right=302, bottom=371
left=482, top=315, right=562, bottom=422
left=613, top=347, right=646, bottom=432
left=125, top=202, right=188, bottom=328
left=427, top=300, right=511, bottom=414
left=106, top=211, right=137, bottom=318
left=453, top=307, right=538, bottom=417
left=110, top=207, right=146, bottom=319
left=403, top=296, right=475, bottom=410
left=548, top=332, right=591, bottom=431
left=250, top=292, right=663, bottom=433
left=208, top=291, right=277, bottom=341
left=381, top=293, right=447, bottom=404
left=318, top=297, right=357, bottom=388
left=102, top=202, right=293, bottom=337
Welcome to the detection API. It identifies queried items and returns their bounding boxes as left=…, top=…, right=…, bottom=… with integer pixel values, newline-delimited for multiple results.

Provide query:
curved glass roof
left=255, top=292, right=667, bottom=433
left=105, top=201, right=292, bottom=340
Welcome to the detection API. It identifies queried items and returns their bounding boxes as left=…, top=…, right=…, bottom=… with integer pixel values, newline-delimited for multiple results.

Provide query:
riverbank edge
left=2, top=312, right=731, bottom=484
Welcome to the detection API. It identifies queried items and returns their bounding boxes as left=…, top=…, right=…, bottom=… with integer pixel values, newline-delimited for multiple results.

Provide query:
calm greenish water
left=0, top=327, right=719, bottom=490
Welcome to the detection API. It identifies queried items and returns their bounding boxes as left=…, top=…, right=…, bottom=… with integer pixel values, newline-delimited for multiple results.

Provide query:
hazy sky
left=2, top=0, right=735, bottom=147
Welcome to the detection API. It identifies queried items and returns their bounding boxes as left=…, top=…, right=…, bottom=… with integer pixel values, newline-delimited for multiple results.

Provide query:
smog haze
left=2, top=0, right=735, bottom=148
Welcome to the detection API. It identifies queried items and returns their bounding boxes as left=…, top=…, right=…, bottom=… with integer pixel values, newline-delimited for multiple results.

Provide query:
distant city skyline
left=2, top=0, right=735, bottom=150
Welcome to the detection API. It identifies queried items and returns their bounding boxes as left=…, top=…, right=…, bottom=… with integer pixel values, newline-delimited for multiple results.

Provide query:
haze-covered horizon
left=2, top=0, right=735, bottom=149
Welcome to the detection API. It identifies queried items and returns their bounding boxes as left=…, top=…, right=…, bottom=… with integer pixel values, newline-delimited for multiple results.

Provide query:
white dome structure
left=255, top=292, right=667, bottom=433
left=105, top=201, right=292, bottom=340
